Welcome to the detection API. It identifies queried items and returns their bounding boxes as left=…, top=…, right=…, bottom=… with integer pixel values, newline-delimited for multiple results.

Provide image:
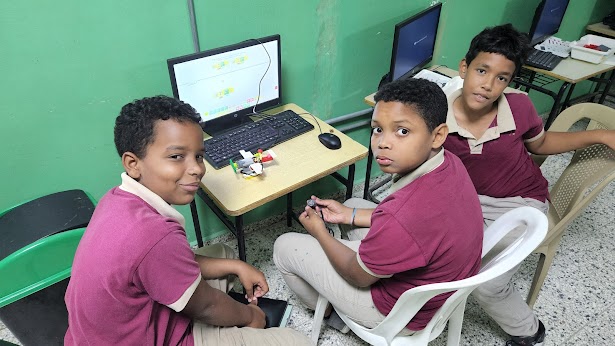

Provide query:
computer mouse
left=318, top=133, right=342, bottom=150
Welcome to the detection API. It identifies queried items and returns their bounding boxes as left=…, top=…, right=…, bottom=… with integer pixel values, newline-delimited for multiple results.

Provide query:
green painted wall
left=1, top=0, right=612, bottom=244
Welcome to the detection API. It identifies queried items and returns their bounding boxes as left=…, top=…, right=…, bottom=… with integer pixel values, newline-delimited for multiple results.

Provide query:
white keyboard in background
left=413, top=69, right=452, bottom=89
left=535, top=36, right=572, bottom=58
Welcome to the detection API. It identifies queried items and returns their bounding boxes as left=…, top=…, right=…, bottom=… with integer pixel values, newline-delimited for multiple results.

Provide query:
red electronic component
left=583, top=44, right=600, bottom=51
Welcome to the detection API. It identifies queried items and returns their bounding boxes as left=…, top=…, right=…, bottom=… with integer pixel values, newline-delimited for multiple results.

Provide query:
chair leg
left=446, top=299, right=467, bottom=346
left=311, top=295, right=329, bottom=345
left=527, top=237, right=561, bottom=308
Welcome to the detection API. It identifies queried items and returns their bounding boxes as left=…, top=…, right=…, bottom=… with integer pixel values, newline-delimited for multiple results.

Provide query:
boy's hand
left=236, top=263, right=269, bottom=303
left=299, top=206, right=331, bottom=239
left=245, top=304, right=267, bottom=329
left=309, top=196, right=352, bottom=224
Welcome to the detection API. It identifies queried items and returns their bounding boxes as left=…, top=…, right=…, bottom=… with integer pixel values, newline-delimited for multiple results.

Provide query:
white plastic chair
left=310, top=206, right=548, bottom=345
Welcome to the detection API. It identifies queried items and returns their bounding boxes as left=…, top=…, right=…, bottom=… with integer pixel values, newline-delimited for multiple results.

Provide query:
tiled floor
left=2, top=99, right=614, bottom=346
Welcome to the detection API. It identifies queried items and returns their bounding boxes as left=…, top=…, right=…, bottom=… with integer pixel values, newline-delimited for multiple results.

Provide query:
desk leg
left=591, top=72, right=606, bottom=102
left=287, top=192, right=293, bottom=227
left=363, top=148, right=373, bottom=200
left=235, top=216, right=246, bottom=262
left=330, top=163, right=357, bottom=200
left=196, top=189, right=250, bottom=261
left=190, top=200, right=204, bottom=248
left=346, top=164, right=356, bottom=200
left=545, top=82, right=571, bottom=130
left=598, top=70, right=615, bottom=104
left=561, top=84, right=576, bottom=111
left=526, top=71, right=537, bottom=93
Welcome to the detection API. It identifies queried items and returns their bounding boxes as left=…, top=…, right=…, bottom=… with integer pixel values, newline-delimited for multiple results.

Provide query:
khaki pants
left=273, top=198, right=388, bottom=329
left=472, top=195, right=549, bottom=337
left=192, top=244, right=311, bottom=346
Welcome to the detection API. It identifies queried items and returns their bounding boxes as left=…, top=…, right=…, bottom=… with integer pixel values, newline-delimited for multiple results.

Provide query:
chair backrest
left=351, top=207, right=548, bottom=344
left=0, top=189, right=95, bottom=261
left=540, top=103, right=615, bottom=245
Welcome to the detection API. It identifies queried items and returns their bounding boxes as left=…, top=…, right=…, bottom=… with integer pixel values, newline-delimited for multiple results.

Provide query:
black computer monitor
left=388, top=3, right=442, bottom=83
left=528, top=0, right=570, bottom=46
left=167, top=35, right=281, bottom=136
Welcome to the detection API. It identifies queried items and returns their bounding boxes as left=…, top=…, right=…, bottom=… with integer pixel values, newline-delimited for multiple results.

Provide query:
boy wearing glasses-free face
left=274, top=78, right=483, bottom=333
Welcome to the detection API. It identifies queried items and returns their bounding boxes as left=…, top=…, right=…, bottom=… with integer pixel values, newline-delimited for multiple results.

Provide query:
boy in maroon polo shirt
left=443, top=24, right=615, bottom=346
left=273, top=78, right=484, bottom=333
left=65, top=96, right=310, bottom=345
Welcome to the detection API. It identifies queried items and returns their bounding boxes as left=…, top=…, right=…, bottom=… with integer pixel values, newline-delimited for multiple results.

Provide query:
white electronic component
left=535, top=36, right=572, bottom=58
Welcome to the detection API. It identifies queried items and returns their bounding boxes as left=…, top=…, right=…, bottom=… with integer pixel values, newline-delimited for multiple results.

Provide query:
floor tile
left=564, top=302, right=615, bottom=345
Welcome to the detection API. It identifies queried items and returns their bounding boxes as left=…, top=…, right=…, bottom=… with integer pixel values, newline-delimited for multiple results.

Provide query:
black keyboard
left=525, top=49, right=564, bottom=71
left=204, top=110, right=315, bottom=169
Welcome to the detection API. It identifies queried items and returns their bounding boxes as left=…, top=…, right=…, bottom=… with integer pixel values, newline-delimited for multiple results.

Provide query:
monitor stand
left=201, top=113, right=254, bottom=137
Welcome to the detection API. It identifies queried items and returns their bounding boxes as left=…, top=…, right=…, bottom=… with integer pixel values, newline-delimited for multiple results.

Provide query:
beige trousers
left=273, top=198, right=388, bottom=329
left=472, top=195, right=549, bottom=337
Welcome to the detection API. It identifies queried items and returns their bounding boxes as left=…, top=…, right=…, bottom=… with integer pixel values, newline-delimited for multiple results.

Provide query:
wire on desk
left=244, top=37, right=325, bottom=144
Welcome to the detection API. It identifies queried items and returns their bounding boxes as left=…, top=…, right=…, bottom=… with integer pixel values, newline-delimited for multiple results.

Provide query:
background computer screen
left=168, top=35, right=281, bottom=135
left=528, top=0, right=570, bottom=46
left=389, top=3, right=442, bottom=82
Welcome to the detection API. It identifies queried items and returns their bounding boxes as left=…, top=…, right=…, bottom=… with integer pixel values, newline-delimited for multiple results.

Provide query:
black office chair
left=0, top=189, right=95, bottom=345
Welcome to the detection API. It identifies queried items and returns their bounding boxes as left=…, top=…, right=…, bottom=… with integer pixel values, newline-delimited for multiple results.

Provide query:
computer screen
left=389, top=3, right=442, bottom=82
left=167, top=35, right=281, bottom=136
left=528, top=0, right=570, bottom=46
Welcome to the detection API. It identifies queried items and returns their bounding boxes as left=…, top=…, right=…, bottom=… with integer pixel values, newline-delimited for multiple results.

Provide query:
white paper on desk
left=413, top=69, right=452, bottom=89
left=604, top=54, right=615, bottom=66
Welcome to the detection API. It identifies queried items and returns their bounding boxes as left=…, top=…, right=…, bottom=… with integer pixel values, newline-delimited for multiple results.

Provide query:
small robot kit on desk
left=230, top=149, right=276, bottom=178
left=570, top=35, right=615, bottom=64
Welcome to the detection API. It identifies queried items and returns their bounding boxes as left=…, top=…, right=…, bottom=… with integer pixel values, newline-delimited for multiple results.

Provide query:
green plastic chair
left=0, top=189, right=95, bottom=345
left=0, top=228, right=85, bottom=309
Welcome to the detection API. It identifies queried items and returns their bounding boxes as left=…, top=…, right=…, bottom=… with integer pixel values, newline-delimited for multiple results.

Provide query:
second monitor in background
left=524, top=0, right=571, bottom=71
left=383, top=3, right=443, bottom=87
left=528, top=0, right=570, bottom=47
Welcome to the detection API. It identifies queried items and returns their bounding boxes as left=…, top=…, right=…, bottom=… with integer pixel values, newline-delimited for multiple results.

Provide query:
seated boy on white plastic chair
left=273, top=78, right=484, bottom=333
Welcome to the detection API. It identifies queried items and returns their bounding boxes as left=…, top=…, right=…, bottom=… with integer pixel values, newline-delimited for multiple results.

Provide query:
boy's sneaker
left=505, top=320, right=545, bottom=346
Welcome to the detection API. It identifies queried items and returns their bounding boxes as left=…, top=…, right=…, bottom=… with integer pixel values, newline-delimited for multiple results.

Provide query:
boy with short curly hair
left=65, top=95, right=310, bottom=345
left=274, top=78, right=484, bottom=333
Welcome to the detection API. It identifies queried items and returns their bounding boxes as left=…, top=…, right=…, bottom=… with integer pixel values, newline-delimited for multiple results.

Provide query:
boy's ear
left=458, top=59, right=468, bottom=79
left=431, top=123, right=449, bottom=149
left=122, top=152, right=141, bottom=180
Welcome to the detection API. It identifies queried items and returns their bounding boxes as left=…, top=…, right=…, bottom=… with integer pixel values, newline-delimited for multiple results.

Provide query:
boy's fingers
left=244, top=286, right=254, bottom=301
left=306, top=207, right=319, bottom=218
left=253, top=285, right=265, bottom=298
left=298, top=209, right=308, bottom=220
